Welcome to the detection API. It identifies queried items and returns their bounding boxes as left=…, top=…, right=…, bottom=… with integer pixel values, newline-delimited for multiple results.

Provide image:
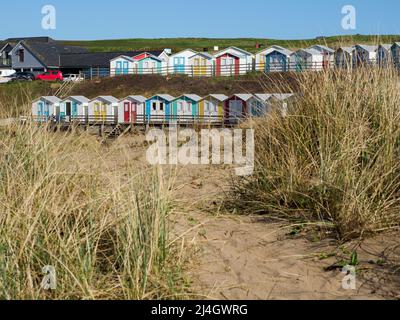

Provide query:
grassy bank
left=0, top=122, right=187, bottom=299
left=231, top=68, right=400, bottom=240
left=61, top=35, right=400, bottom=53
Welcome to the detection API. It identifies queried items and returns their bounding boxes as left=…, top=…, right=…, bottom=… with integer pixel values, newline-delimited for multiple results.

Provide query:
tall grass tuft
left=0, top=122, right=186, bottom=299
left=231, top=68, right=400, bottom=240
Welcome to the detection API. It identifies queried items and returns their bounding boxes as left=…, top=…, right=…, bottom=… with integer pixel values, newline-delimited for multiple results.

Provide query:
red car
left=36, top=70, right=64, bottom=81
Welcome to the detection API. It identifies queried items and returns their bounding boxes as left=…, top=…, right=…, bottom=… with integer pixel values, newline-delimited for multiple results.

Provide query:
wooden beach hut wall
left=264, top=48, right=292, bottom=72
left=145, top=94, right=175, bottom=122
left=308, top=45, right=335, bottom=69
left=214, top=47, right=254, bottom=76
left=391, top=43, right=400, bottom=69
left=169, top=49, right=198, bottom=75
left=60, top=96, right=90, bottom=121
left=88, top=96, right=119, bottom=123
left=290, top=49, right=324, bottom=72
left=171, top=94, right=202, bottom=122
left=188, top=52, right=214, bottom=77
left=32, top=96, right=61, bottom=120
left=270, top=93, right=296, bottom=116
left=224, top=94, right=254, bottom=122
left=335, top=47, right=355, bottom=69
left=110, top=55, right=135, bottom=76
left=251, top=94, right=274, bottom=116
left=377, top=44, right=393, bottom=67
left=118, top=95, right=147, bottom=124
left=353, top=45, right=378, bottom=67
left=198, top=94, right=228, bottom=122
left=255, top=45, right=287, bottom=71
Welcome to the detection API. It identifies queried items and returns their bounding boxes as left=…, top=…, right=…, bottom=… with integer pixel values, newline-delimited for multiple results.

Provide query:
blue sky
left=1, top=0, right=399, bottom=40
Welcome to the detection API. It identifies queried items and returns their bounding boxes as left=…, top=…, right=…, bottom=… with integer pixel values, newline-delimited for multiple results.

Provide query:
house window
left=18, top=49, right=24, bottom=62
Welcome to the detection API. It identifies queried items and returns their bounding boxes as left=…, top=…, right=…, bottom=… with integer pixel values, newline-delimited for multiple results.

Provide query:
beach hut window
left=204, top=101, right=210, bottom=112
left=178, top=101, right=183, bottom=112
left=187, top=101, right=192, bottom=113
left=160, top=102, right=164, bottom=111
left=152, top=102, right=157, bottom=111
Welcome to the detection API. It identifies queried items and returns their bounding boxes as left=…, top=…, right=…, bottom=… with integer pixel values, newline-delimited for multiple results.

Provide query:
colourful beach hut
left=110, top=55, right=134, bottom=76
left=377, top=44, right=393, bottom=67
left=224, top=94, right=254, bottom=123
left=135, top=55, right=164, bottom=75
left=214, top=47, right=254, bottom=76
left=88, top=96, right=119, bottom=123
left=264, top=48, right=292, bottom=72
left=32, top=96, right=61, bottom=121
left=198, top=94, right=228, bottom=122
left=169, top=49, right=197, bottom=75
left=145, top=94, right=175, bottom=122
left=118, top=95, right=147, bottom=124
left=171, top=94, right=202, bottom=122
left=60, top=96, right=90, bottom=121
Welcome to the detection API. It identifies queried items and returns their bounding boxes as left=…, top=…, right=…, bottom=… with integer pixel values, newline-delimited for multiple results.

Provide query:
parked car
left=36, top=70, right=64, bottom=81
left=0, top=69, right=16, bottom=78
left=63, top=74, right=84, bottom=82
left=7, top=71, right=36, bottom=82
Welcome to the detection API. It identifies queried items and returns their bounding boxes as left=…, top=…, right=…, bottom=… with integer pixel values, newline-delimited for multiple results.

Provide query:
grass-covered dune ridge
left=0, top=123, right=187, bottom=299
left=231, top=68, right=400, bottom=240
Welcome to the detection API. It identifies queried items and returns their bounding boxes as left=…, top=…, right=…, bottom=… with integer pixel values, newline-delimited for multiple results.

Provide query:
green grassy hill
left=61, top=35, right=400, bottom=53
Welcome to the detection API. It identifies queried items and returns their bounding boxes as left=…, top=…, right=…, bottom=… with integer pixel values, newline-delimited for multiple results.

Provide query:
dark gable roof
left=5, top=37, right=54, bottom=43
left=20, top=40, right=88, bottom=68
left=60, top=50, right=164, bottom=68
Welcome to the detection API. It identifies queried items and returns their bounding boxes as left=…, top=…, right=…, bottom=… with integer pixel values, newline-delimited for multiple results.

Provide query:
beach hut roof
left=207, top=94, right=229, bottom=102
left=64, top=96, right=90, bottom=104
left=355, top=44, right=378, bottom=52
left=254, top=94, right=274, bottom=102
left=266, top=47, right=293, bottom=57
left=273, top=93, right=295, bottom=101
left=176, top=94, right=203, bottom=102
left=135, top=54, right=162, bottom=62
left=214, top=46, right=253, bottom=58
left=233, top=94, right=254, bottom=101
left=379, top=44, right=392, bottom=51
left=110, top=55, right=135, bottom=62
left=91, top=96, right=119, bottom=104
left=169, top=49, right=198, bottom=58
left=122, top=95, right=147, bottom=103
left=338, top=46, right=355, bottom=54
left=34, top=96, right=62, bottom=104
left=309, top=45, right=335, bottom=54
left=150, top=94, right=176, bottom=102
left=188, top=52, right=214, bottom=60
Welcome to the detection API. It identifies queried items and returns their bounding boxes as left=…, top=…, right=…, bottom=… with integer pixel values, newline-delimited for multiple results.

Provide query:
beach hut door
left=229, top=100, right=243, bottom=120
left=38, top=101, right=44, bottom=118
left=131, top=102, right=137, bottom=123
left=124, top=102, right=130, bottom=122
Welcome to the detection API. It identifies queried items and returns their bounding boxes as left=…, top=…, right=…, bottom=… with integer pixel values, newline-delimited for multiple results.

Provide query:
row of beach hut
left=109, top=43, right=400, bottom=76
left=32, top=93, right=295, bottom=124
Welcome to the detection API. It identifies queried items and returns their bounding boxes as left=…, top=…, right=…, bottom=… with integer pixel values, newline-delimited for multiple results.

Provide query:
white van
left=0, top=69, right=16, bottom=83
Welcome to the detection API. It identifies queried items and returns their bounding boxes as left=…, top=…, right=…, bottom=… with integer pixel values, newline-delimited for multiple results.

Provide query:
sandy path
left=111, top=135, right=399, bottom=300
left=170, top=164, right=400, bottom=300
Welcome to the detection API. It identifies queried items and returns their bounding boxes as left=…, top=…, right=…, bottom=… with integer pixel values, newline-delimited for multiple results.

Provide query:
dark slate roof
left=60, top=50, right=164, bottom=68
left=21, top=41, right=89, bottom=67
left=5, top=37, right=54, bottom=43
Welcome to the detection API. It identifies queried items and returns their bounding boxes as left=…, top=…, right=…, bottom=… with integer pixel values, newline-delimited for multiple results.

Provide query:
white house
left=32, top=96, right=61, bottom=120
left=290, top=48, right=324, bottom=71
left=214, top=46, right=254, bottom=76
left=118, top=95, right=147, bottom=124
left=88, top=96, right=119, bottom=123
left=353, top=45, right=378, bottom=66
left=60, top=96, right=90, bottom=121
left=335, top=47, right=355, bottom=68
